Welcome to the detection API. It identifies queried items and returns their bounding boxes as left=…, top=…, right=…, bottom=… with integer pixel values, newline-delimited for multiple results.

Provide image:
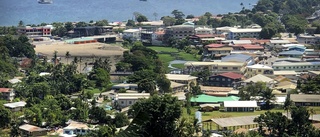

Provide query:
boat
left=38, top=0, right=53, bottom=4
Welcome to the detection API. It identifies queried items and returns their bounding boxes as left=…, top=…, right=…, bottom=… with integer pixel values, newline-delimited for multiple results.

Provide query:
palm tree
left=262, top=88, right=275, bottom=110
left=53, top=50, right=58, bottom=66
left=65, top=51, right=71, bottom=64
left=153, top=12, right=158, bottom=21
left=283, top=94, right=293, bottom=117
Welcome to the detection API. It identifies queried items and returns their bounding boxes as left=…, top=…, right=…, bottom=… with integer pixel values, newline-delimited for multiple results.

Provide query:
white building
left=297, top=34, right=320, bottom=44
left=223, top=101, right=258, bottom=112
left=215, top=26, right=235, bottom=35
left=122, top=29, right=140, bottom=41
left=227, top=28, right=262, bottom=40
left=269, top=40, right=291, bottom=49
left=116, top=93, right=150, bottom=108
left=4, top=101, right=26, bottom=112
left=272, top=61, right=320, bottom=72
left=60, top=120, right=91, bottom=137
left=195, top=27, right=213, bottom=35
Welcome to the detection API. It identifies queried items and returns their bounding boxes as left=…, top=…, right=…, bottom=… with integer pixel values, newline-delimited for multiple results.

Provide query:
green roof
left=190, top=94, right=239, bottom=103
left=64, top=37, right=95, bottom=43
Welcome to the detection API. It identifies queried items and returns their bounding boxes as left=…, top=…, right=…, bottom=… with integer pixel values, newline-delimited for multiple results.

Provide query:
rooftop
left=212, top=72, right=243, bottom=79
left=190, top=94, right=239, bottom=103
left=290, top=94, right=320, bottom=103
left=221, top=54, right=252, bottom=63
left=270, top=40, right=291, bottom=44
left=64, top=120, right=89, bottom=130
left=205, top=115, right=258, bottom=127
left=224, top=101, right=258, bottom=108
left=4, top=101, right=26, bottom=108
left=278, top=50, right=304, bottom=55
left=184, top=61, right=244, bottom=67
left=274, top=71, right=297, bottom=75
left=0, top=88, right=13, bottom=93
left=231, top=40, right=252, bottom=45
left=229, top=28, right=262, bottom=33
left=200, top=86, right=233, bottom=92
left=165, top=74, right=198, bottom=81
left=246, top=64, right=273, bottom=70
left=205, top=44, right=225, bottom=48
left=19, top=124, right=47, bottom=132
left=244, top=74, right=274, bottom=83
left=123, top=29, right=140, bottom=33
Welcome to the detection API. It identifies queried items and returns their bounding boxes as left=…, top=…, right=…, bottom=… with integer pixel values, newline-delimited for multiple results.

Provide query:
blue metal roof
left=221, top=54, right=252, bottom=63
left=279, top=50, right=304, bottom=55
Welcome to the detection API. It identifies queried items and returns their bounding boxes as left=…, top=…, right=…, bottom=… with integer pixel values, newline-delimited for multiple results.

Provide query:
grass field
left=147, top=46, right=198, bottom=70
left=171, top=64, right=185, bottom=69
left=148, top=46, right=179, bottom=53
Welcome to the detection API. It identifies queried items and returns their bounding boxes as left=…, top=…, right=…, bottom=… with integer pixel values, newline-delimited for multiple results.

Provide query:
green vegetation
left=171, top=64, right=184, bottom=69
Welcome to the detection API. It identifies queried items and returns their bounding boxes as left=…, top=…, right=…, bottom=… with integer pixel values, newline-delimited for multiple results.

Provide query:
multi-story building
left=297, top=34, right=320, bottom=44
left=272, top=61, right=320, bottom=72
left=203, top=44, right=233, bottom=59
left=17, top=26, right=52, bottom=36
left=0, top=88, right=15, bottom=101
left=221, top=54, right=255, bottom=66
left=73, top=26, right=112, bottom=37
left=165, top=25, right=195, bottom=39
left=244, top=64, right=274, bottom=78
left=195, top=27, right=213, bottom=35
left=269, top=40, right=291, bottom=49
left=227, top=28, right=262, bottom=40
left=183, top=61, right=245, bottom=75
left=165, top=74, right=198, bottom=89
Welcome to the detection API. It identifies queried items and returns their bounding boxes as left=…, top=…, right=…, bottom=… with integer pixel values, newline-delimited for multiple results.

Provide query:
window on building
left=213, top=67, right=218, bottom=69
left=222, top=78, right=225, bottom=81
left=233, top=67, right=238, bottom=70
left=129, top=101, right=132, bottom=104
left=121, top=101, right=124, bottom=104
left=216, top=78, right=219, bottom=81
left=222, top=67, right=228, bottom=70
left=228, top=79, right=231, bottom=81
left=258, top=70, right=261, bottom=72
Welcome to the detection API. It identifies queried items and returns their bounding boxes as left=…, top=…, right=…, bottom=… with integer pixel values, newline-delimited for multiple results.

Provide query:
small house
left=19, top=124, right=47, bottom=137
left=4, top=101, right=26, bottom=112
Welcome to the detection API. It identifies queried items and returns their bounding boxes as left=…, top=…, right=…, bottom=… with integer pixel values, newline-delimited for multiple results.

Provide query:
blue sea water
left=0, top=0, right=258, bottom=26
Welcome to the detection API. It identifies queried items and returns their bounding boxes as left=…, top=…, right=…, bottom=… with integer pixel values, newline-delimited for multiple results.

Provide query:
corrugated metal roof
left=208, top=115, right=258, bottom=127
left=190, top=94, right=239, bottom=103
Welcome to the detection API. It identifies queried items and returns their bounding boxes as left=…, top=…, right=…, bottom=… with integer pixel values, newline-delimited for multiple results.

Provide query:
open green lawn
left=147, top=46, right=198, bottom=70
left=85, top=88, right=102, bottom=94
left=148, top=46, right=179, bottom=52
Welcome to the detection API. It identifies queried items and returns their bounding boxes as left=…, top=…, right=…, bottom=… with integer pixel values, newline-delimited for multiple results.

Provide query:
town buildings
left=164, top=24, right=195, bottom=39
left=184, top=61, right=245, bottom=75
left=17, top=25, right=52, bottom=36
left=227, top=28, right=262, bottom=40
left=207, top=72, right=243, bottom=87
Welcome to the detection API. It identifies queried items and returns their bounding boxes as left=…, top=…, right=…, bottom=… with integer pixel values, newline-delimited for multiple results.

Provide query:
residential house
left=0, top=88, right=15, bottom=101
left=183, top=61, right=245, bottom=75
left=19, top=124, right=47, bottom=137
left=227, top=28, right=262, bottom=40
left=165, top=74, right=198, bottom=89
left=203, top=44, right=233, bottom=59
left=122, top=29, right=140, bottom=41
left=269, top=40, right=291, bottom=49
left=221, top=54, right=255, bottom=66
left=4, top=101, right=26, bottom=112
left=274, top=81, right=297, bottom=94
left=244, top=64, right=274, bottom=78
left=243, top=74, right=275, bottom=87
left=170, top=81, right=187, bottom=92
left=116, top=93, right=150, bottom=108
left=60, top=120, right=91, bottom=137
left=231, top=44, right=264, bottom=54
left=199, top=104, right=220, bottom=112
left=273, top=71, right=298, bottom=80
left=207, top=72, right=243, bottom=87
left=223, top=101, right=258, bottom=112
left=290, top=94, right=320, bottom=106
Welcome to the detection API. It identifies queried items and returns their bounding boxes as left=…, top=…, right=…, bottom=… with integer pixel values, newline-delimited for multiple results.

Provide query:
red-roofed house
left=207, top=72, right=243, bottom=87
left=0, top=88, right=15, bottom=101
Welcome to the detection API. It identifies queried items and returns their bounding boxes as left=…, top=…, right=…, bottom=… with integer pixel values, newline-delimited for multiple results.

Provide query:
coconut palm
left=262, top=88, right=276, bottom=110
left=65, top=51, right=71, bottom=64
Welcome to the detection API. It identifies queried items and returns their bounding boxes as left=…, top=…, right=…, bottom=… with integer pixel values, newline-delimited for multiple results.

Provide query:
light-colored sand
left=34, top=41, right=126, bottom=57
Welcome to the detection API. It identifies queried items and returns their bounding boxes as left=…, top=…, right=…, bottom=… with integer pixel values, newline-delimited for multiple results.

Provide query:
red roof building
left=208, top=72, right=243, bottom=87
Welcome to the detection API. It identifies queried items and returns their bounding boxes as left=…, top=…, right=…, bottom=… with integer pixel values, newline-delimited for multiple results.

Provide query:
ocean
left=0, top=0, right=258, bottom=26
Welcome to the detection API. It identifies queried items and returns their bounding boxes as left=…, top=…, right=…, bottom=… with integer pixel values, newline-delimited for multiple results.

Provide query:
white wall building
left=195, top=27, right=213, bottom=35
left=227, top=28, right=262, bottom=40
left=116, top=93, right=150, bottom=108
left=269, top=40, right=291, bottom=49
left=122, top=29, right=140, bottom=41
